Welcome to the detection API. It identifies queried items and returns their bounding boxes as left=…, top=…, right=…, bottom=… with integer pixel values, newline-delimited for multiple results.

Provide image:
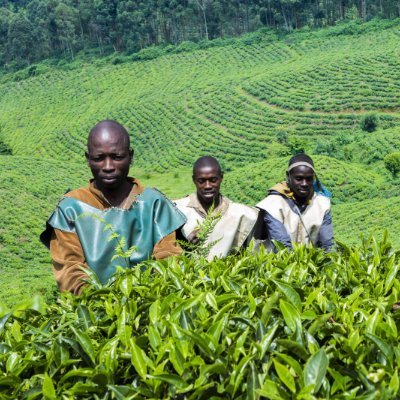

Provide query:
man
left=41, top=120, right=186, bottom=294
left=174, top=156, right=259, bottom=260
left=256, top=154, right=333, bottom=251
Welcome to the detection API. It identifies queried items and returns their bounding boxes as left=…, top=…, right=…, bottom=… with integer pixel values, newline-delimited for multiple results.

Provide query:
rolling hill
left=1, top=19, right=400, bottom=304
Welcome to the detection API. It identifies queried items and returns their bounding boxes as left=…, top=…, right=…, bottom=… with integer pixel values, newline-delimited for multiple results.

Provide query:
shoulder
left=174, top=193, right=194, bottom=209
left=139, top=188, right=184, bottom=217
left=256, top=193, right=286, bottom=211
left=64, top=186, right=91, bottom=202
left=139, top=187, right=173, bottom=202
left=174, top=195, right=191, bottom=206
left=313, top=193, right=331, bottom=209
left=227, top=199, right=259, bottom=220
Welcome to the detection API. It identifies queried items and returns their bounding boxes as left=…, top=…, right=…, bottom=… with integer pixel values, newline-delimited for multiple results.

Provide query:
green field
left=1, top=19, right=400, bottom=305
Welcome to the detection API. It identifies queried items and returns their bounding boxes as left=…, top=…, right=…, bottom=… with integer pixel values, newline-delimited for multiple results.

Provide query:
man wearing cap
left=175, top=156, right=259, bottom=260
left=256, top=154, right=333, bottom=251
left=41, top=120, right=186, bottom=294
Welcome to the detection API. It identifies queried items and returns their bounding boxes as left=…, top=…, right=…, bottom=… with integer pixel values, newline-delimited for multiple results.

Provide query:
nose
left=103, top=157, right=115, bottom=171
left=204, top=180, right=212, bottom=189
left=300, top=179, right=309, bottom=187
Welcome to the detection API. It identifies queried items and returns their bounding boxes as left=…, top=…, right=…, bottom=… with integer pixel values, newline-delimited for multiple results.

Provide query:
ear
left=192, top=174, right=196, bottom=183
left=85, top=152, right=89, bottom=163
left=220, top=171, right=224, bottom=181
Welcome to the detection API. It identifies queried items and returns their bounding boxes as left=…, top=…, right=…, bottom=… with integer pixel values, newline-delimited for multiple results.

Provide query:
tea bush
left=0, top=236, right=399, bottom=398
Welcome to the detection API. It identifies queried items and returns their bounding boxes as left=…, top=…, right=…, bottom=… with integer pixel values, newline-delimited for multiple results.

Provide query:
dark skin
left=286, top=165, right=314, bottom=205
left=192, top=164, right=223, bottom=213
left=85, top=125, right=133, bottom=207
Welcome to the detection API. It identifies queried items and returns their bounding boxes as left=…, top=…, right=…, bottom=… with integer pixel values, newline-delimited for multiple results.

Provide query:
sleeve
left=317, top=209, right=334, bottom=251
left=50, top=229, right=89, bottom=295
left=264, top=211, right=293, bottom=250
left=152, top=231, right=182, bottom=259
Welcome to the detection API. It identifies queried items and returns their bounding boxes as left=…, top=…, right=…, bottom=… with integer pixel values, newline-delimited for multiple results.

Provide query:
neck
left=98, top=180, right=133, bottom=207
left=200, top=195, right=220, bottom=213
left=294, top=192, right=313, bottom=205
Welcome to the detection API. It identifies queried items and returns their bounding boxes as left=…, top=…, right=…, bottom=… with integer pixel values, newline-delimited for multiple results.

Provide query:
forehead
left=88, top=130, right=128, bottom=153
left=194, top=165, right=221, bottom=178
left=289, top=165, right=314, bottom=176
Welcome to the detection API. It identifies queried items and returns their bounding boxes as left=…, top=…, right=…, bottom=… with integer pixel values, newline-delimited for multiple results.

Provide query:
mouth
left=298, top=189, right=309, bottom=195
left=100, top=176, right=118, bottom=183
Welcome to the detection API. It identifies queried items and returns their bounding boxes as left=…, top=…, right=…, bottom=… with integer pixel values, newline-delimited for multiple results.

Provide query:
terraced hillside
left=1, top=19, right=400, bottom=304
left=1, top=20, right=400, bottom=170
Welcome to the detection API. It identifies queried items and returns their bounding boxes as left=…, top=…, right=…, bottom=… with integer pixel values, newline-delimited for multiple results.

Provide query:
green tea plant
left=0, top=234, right=399, bottom=398
left=1, top=21, right=399, bottom=170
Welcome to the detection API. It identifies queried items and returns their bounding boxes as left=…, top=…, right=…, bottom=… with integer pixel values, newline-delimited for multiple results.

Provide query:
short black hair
left=192, top=156, right=222, bottom=177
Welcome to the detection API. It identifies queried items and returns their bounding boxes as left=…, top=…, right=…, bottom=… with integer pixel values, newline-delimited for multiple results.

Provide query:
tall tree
left=7, top=12, right=35, bottom=65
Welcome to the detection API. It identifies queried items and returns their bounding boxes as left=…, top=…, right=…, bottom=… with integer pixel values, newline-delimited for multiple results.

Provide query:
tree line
left=1, top=0, right=399, bottom=69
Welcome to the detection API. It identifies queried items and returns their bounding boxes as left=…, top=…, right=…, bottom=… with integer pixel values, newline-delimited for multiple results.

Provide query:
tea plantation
left=1, top=19, right=400, bottom=397
left=0, top=18, right=399, bottom=299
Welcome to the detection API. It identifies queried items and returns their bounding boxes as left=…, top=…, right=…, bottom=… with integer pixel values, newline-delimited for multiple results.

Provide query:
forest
left=1, top=0, right=400, bottom=69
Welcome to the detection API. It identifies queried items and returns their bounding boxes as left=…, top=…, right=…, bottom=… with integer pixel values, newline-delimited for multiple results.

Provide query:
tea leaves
left=1, top=238, right=399, bottom=398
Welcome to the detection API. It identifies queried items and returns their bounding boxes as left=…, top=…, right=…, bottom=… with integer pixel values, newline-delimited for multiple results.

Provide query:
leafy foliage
left=0, top=2, right=398, bottom=69
left=360, top=113, right=380, bottom=132
left=384, top=152, right=400, bottom=177
left=0, top=236, right=400, bottom=398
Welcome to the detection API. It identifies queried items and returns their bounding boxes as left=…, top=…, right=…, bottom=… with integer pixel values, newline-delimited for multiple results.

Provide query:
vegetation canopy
left=0, top=235, right=399, bottom=398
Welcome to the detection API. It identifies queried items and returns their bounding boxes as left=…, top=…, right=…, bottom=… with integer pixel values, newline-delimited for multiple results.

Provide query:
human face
left=86, top=130, right=132, bottom=192
left=193, top=165, right=223, bottom=207
left=287, top=165, right=314, bottom=202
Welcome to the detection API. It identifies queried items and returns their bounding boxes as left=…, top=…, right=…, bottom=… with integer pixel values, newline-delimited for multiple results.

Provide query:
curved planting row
left=244, top=52, right=400, bottom=112
left=1, top=23, right=399, bottom=169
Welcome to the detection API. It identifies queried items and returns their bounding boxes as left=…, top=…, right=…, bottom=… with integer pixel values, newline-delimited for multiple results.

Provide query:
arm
left=317, top=210, right=334, bottom=251
left=152, top=231, right=182, bottom=260
left=264, top=211, right=293, bottom=250
left=50, top=229, right=89, bottom=295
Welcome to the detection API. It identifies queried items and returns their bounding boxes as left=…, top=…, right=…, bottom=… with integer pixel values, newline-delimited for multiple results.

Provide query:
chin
left=200, top=196, right=216, bottom=204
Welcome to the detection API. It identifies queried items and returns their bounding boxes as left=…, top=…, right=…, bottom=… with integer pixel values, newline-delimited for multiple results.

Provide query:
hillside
left=1, top=20, right=400, bottom=304
left=1, top=20, right=399, bottom=171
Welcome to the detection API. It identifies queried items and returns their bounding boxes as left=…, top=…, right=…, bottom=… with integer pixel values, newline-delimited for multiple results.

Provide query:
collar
left=89, top=177, right=144, bottom=209
left=187, top=193, right=230, bottom=218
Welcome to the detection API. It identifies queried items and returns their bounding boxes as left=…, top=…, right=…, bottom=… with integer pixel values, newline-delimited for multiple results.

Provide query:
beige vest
left=175, top=194, right=259, bottom=260
left=256, top=193, right=330, bottom=247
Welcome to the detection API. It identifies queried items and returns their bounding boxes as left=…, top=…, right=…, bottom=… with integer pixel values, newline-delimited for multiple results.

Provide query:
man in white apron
left=175, top=156, right=259, bottom=260
left=256, top=154, right=333, bottom=251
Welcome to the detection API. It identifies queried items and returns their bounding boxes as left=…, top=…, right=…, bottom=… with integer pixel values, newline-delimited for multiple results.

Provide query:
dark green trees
left=0, top=0, right=400, bottom=68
